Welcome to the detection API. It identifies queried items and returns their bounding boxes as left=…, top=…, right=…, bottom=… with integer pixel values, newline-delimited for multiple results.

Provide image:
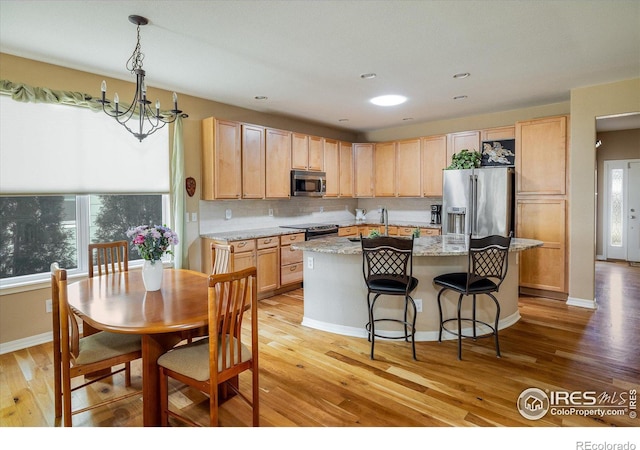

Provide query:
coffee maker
left=431, top=205, right=442, bottom=224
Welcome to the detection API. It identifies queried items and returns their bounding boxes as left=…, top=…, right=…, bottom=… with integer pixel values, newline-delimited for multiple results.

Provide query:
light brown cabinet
left=256, top=236, right=279, bottom=293
left=323, top=138, right=339, bottom=197
left=447, top=130, right=481, bottom=167
left=265, top=128, right=292, bottom=198
left=516, top=116, right=567, bottom=196
left=374, top=142, right=396, bottom=197
left=421, top=135, right=447, bottom=197
left=292, top=133, right=323, bottom=171
left=201, top=238, right=256, bottom=274
left=396, top=138, right=422, bottom=197
left=338, top=226, right=358, bottom=237
left=201, top=118, right=242, bottom=200
left=482, top=125, right=515, bottom=141
left=353, top=143, right=374, bottom=197
left=241, top=124, right=265, bottom=199
left=516, top=198, right=566, bottom=293
left=515, top=115, right=569, bottom=296
left=279, top=233, right=304, bottom=286
left=339, top=141, right=353, bottom=197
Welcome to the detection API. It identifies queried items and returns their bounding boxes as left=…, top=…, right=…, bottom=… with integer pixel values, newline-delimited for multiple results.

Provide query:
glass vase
left=142, top=259, right=163, bottom=291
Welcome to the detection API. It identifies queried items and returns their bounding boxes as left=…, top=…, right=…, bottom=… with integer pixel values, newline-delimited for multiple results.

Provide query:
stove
left=280, top=223, right=339, bottom=240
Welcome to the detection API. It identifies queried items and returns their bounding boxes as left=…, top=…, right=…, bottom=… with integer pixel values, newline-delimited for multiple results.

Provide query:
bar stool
left=361, top=236, right=418, bottom=360
left=433, top=233, right=512, bottom=360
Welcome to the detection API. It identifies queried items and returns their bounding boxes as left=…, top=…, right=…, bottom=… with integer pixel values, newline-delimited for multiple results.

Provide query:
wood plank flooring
left=1, top=261, right=638, bottom=428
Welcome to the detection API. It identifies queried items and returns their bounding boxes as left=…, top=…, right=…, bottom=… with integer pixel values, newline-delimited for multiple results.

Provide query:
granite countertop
left=201, top=220, right=441, bottom=242
left=291, top=235, right=543, bottom=256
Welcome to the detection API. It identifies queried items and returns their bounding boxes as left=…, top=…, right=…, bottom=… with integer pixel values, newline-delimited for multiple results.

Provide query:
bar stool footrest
left=441, top=318, right=496, bottom=340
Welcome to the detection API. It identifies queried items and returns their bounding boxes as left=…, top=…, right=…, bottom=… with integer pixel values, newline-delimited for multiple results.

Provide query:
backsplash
left=199, top=197, right=442, bottom=234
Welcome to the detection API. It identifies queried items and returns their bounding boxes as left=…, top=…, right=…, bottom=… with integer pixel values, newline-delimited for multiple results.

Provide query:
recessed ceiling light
left=453, top=95, right=468, bottom=100
left=402, top=117, right=414, bottom=121
left=453, top=72, right=470, bottom=79
left=254, top=96, right=268, bottom=100
left=338, top=118, right=349, bottom=122
left=370, top=95, right=407, bottom=106
left=360, top=73, right=377, bottom=79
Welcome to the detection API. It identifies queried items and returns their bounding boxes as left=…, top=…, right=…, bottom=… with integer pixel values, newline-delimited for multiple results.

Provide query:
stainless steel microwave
left=290, top=170, right=326, bottom=197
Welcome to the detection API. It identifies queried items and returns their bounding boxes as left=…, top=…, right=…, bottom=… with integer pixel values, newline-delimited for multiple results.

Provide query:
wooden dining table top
left=66, top=268, right=211, bottom=335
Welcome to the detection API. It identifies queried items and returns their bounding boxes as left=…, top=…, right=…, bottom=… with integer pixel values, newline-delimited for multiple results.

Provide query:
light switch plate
left=307, top=256, right=314, bottom=269
left=225, top=209, right=232, bottom=220
left=191, top=212, right=197, bottom=222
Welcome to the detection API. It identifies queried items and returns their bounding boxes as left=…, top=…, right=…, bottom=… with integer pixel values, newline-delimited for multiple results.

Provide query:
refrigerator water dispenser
left=446, top=206, right=466, bottom=235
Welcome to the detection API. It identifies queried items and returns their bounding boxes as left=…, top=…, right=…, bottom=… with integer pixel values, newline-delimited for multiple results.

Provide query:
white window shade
left=0, top=95, right=169, bottom=194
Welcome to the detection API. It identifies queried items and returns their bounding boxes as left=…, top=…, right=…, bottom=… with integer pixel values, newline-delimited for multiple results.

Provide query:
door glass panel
left=610, top=168, right=623, bottom=247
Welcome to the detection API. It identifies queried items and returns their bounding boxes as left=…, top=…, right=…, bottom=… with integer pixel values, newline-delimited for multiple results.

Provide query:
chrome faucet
left=380, top=207, right=389, bottom=236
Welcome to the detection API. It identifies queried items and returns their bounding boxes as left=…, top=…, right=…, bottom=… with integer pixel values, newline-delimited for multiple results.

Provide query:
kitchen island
left=292, top=235, right=543, bottom=341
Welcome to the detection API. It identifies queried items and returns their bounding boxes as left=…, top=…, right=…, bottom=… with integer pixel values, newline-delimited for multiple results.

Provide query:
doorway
left=603, top=159, right=640, bottom=262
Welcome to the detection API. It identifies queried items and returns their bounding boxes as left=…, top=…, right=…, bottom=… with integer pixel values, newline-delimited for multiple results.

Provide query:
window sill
left=0, top=261, right=173, bottom=296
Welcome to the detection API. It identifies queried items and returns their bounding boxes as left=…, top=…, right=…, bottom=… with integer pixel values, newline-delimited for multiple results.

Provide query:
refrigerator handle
left=473, top=175, right=478, bottom=235
left=468, top=174, right=474, bottom=235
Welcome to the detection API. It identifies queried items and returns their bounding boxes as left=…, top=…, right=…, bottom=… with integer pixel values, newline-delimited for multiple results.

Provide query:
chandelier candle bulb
left=173, top=92, right=178, bottom=110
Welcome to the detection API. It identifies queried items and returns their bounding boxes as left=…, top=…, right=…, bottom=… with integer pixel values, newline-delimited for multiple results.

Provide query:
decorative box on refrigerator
left=442, top=167, right=514, bottom=237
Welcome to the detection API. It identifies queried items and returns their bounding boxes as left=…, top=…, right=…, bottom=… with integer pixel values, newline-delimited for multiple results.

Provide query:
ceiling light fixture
left=453, top=72, right=470, bottom=79
left=453, top=95, right=468, bottom=100
left=360, top=73, right=377, bottom=79
left=99, top=15, right=187, bottom=142
left=370, top=95, right=407, bottom=106
left=254, top=96, right=268, bottom=100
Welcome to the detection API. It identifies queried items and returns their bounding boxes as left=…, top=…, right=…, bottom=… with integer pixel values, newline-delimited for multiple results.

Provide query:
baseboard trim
left=566, top=296, right=598, bottom=310
left=0, top=332, right=52, bottom=355
left=302, top=311, right=521, bottom=342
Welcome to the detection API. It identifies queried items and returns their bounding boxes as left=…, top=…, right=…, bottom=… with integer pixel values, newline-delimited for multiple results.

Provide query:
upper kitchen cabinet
left=265, top=128, right=292, bottom=198
left=421, top=135, right=447, bottom=197
left=241, top=124, right=265, bottom=199
left=292, top=133, right=323, bottom=171
left=339, top=141, right=353, bottom=197
left=202, top=118, right=242, bottom=200
left=323, top=138, right=339, bottom=197
left=353, top=143, right=374, bottom=197
left=481, top=125, right=515, bottom=141
left=396, top=138, right=422, bottom=197
left=447, top=130, right=480, bottom=166
left=374, top=142, right=396, bottom=197
left=516, top=116, right=568, bottom=196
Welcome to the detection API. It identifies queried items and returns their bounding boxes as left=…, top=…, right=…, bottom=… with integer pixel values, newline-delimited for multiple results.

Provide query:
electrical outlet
left=414, top=298, right=423, bottom=313
left=225, top=209, right=232, bottom=220
left=319, top=206, right=324, bottom=213
left=45, top=299, right=52, bottom=313
left=191, top=212, right=197, bottom=222
left=268, top=208, right=274, bottom=217
left=307, top=256, right=314, bottom=269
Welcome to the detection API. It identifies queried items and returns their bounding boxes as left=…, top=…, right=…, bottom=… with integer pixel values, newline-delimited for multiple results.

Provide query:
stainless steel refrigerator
left=442, top=167, right=514, bottom=237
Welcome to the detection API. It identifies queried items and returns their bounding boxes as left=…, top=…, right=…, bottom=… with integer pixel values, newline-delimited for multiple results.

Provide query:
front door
left=605, top=159, right=640, bottom=261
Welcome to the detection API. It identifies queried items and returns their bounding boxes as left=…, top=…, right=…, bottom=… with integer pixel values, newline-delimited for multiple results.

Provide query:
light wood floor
left=1, top=261, right=638, bottom=427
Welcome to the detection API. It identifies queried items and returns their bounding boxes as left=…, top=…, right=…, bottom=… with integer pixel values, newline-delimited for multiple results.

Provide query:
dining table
left=66, top=267, right=211, bottom=426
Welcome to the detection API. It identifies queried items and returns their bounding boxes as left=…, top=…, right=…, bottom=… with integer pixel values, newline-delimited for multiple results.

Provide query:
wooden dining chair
left=211, top=242, right=234, bottom=275
left=158, top=267, right=259, bottom=427
left=51, top=262, right=142, bottom=426
left=88, top=240, right=129, bottom=278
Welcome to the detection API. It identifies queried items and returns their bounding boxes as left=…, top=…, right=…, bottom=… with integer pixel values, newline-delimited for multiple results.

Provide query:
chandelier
left=99, top=15, right=187, bottom=142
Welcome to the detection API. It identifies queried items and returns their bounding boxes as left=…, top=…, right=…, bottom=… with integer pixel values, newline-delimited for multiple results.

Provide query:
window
left=0, top=194, right=169, bottom=286
left=0, top=94, right=172, bottom=288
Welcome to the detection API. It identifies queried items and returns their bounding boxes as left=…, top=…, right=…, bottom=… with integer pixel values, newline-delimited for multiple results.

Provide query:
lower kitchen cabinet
left=280, top=233, right=304, bottom=286
left=516, top=198, right=567, bottom=294
left=257, top=236, right=279, bottom=293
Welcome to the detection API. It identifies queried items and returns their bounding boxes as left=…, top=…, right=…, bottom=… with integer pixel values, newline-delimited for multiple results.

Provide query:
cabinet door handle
left=290, top=265, right=297, bottom=271
left=238, top=242, right=247, bottom=248
left=263, top=238, right=272, bottom=244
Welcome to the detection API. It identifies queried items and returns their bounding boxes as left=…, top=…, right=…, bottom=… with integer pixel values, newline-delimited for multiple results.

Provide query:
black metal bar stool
left=361, top=235, right=419, bottom=360
left=433, top=233, right=512, bottom=360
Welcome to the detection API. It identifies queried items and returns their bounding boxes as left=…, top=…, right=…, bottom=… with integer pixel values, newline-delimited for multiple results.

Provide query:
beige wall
left=595, top=128, right=640, bottom=256
left=569, top=78, right=640, bottom=304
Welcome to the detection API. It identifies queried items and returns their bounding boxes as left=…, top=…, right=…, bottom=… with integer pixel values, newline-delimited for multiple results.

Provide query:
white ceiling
left=1, top=0, right=639, bottom=133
